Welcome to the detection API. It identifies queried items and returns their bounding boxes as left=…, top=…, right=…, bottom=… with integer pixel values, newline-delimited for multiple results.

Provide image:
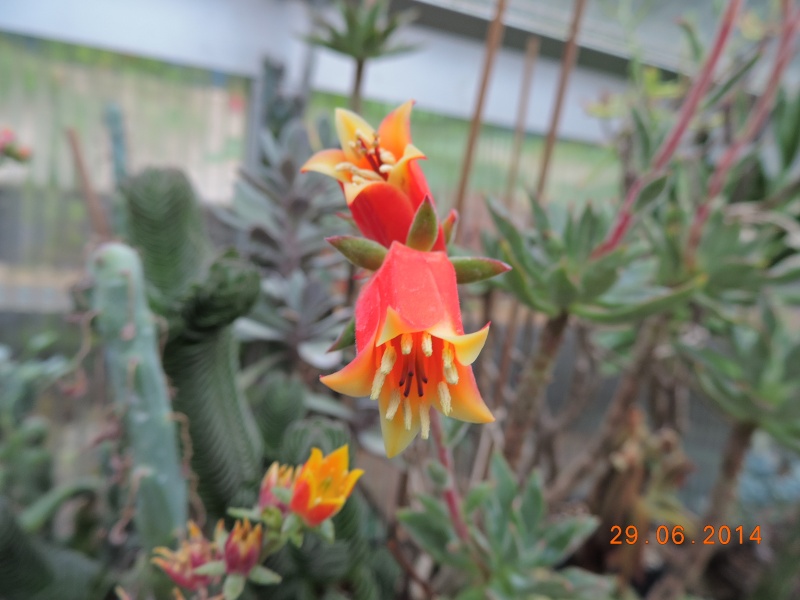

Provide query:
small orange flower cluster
left=152, top=445, right=361, bottom=596
left=303, top=103, right=496, bottom=457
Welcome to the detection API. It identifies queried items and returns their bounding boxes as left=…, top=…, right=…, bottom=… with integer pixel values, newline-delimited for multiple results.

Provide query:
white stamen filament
left=404, top=399, right=412, bottom=430
left=386, top=390, right=401, bottom=420
left=378, top=164, right=393, bottom=174
left=401, top=333, right=413, bottom=355
left=445, top=365, right=459, bottom=385
left=381, top=345, right=397, bottom=373
left=438, top=382, right=452, bottom=416
left=370, top=371, right=387, bottom=400
left=420, top=405, right=430, bottom=439
left=371, top=346, right=397, bottom=400
left=442, top=343, right=458, bottom=384
left=421, top=332, right=433, bottom=357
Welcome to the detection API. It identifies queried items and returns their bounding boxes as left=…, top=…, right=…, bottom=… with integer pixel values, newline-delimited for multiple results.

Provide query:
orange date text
left=609, top=525, right=761, bottom=545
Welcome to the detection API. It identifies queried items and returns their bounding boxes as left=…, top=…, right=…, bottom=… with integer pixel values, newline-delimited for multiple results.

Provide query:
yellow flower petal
left=427, top=322, right=491, bottom=366
left=335, top=108, right=377, bottom=164
left=301, top=148, right=351, bottom=183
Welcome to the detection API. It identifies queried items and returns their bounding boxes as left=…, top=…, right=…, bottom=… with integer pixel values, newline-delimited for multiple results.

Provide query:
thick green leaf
left=19, top=478, right=101, bottom=533
left=248, top=564, right=282, bottom=585
left=546, top=263, right=581, bottom=309
left=194, top=560, right=226, bottom=577
left=463, top=482, right=494, bottom=514
left=326, top=236, right=387, bottom=270
left=634, top=174, right=668, bottom=211
left=451, top=256, right=511, bottom=284
left=536, top=515, right=599, bottom=567
left=490, top=452, right=517, bottom=511
left=396, top=509, right=451, bottom=562
left=572, top=276, right=703, bottom=324
left=517, top=470, right=546, bottom=543
left=223, top=574, right=246, bottom=600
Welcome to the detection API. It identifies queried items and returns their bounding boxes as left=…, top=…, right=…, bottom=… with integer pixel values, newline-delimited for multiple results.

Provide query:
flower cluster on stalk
left=303, top=101, right=504, bottom=457
left=151, top=445, right=361, bottom=599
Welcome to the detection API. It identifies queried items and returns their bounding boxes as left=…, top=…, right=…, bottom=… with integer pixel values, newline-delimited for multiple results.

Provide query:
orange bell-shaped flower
left=321, top=243, right=494, bottom=457
left=289, top=445, right=363, bottom=527
left=301, top=101, right=444, bottom=250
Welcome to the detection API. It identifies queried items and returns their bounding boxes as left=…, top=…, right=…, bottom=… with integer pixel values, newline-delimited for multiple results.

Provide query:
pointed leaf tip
left=327, top=317, right=356, bottom=352
left=326, top=236, right=387, bottom=270
left=450, top=256, right=512, bottom=284
left=406, top=196, right=439, bottom=251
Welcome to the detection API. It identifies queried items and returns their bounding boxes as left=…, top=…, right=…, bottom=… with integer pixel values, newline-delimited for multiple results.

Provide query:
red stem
left=686, top=5, right=800, bottom=262
left=429, top=410, right=470, bottom=544
left=593, top=0, right=743, bottom=259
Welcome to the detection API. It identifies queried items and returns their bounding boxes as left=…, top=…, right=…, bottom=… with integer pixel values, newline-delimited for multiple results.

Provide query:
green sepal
left=223, top=573, right=246, bottom=600
left=442, top=209, right=458, bottom=244
left=227, top=507, right=260, bottom=521
left=248, top=565, right=282, bottom=585
left=194, top=560, right=226, bottom=577
left=406, top=196, right=439, bottom=251
left=326, top=236, right=387, bottom=270
left=450, top=256, right=511, bottom=284
left=327, top=317, right=356, bottom=352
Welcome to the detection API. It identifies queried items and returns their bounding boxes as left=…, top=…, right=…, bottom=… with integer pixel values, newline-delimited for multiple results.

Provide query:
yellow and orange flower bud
left=258, top=462, right=297, bottom=513
left=151, top=521, right=219, bottom=590
left=302, top=101, right=444, bottom=250
left=223, top=519, right=263, bottom=575
left=321, top=243, right=494, bottom=457
left=289, top=445, right=363, bottom=528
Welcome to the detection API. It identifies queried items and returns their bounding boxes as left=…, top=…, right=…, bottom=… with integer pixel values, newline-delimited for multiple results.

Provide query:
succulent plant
left=87, top=242, right=188, bottom=551
left=119, top=168, right=263, bottom=517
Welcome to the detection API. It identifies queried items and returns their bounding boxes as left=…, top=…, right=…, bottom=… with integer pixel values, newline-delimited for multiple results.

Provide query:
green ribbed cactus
left=0, top=497, right=109, bottom=600
left=88, top=242, right=188, bottom=551
left=119, top=168, right=263, bottom=517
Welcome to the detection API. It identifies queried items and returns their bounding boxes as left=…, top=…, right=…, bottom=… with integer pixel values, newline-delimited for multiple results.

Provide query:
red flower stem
left=593, top=0, right=742, bottom=259
left=429, top=410, right=470, bottom=544
left=686, top=4, right=800, bottom=264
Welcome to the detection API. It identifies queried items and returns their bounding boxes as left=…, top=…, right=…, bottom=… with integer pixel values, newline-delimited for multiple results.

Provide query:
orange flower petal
left=377, top=100, right=415, bottom=158
left=447, top=366, right=494, bottom=424
left=320, top=343, right=376, bottom=398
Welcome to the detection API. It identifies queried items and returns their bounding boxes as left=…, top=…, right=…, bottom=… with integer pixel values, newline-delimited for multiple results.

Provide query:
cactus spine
left=88, top=242, right=188, bottom=550
left=119, top=168, right=262, bottom=516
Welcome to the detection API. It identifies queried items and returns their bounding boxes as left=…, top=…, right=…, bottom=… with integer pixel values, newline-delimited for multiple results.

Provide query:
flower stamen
left=421, top=332, right=433, bottom=357
left=401, top=333, right=413, bottom=355
left=404, top=398, right=412, bottom=430
left=386, top=389, right=402, bottom=420
left=438, top=382, right=452, bottom=416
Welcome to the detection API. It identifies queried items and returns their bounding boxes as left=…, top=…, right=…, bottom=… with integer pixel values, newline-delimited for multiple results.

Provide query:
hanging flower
left=223, top=519, right=263, bottom=576
left=289, top=445, right=363, bottom=527
left=321, top=243, right=494, bottom=457
left=151, top=521, right=219, bottom=590
left=301, top=101, right=445, bottom=249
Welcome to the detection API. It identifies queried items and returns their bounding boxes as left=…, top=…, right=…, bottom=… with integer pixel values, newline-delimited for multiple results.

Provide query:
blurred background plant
left=2, top=0, right=800, bottom=598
